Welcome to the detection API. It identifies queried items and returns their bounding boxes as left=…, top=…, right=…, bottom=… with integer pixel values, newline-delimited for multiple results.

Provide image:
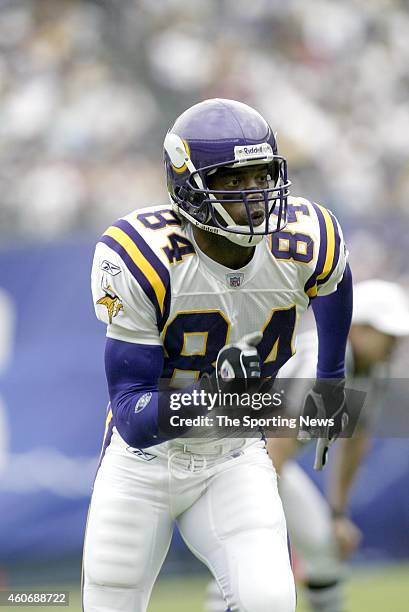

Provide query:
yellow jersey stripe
left=316, top=205, right=336, bottom=281
left=103, top=408, right=113, bottom=442
left=104, top=226, right=166, bottom=315
left=306, top=286, right=318, bottom=298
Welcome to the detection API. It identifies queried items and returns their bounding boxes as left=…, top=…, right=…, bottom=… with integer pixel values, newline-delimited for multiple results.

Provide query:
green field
left=8, top=565, right=409, bottom=611
left=147, top=566, right=409, bottom=612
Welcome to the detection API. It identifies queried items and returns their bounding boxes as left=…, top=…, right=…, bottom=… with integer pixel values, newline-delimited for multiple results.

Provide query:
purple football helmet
left=164, top=98, right=290, bottom=246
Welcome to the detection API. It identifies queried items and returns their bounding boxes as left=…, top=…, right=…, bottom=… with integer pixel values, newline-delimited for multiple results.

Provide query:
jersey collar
left=187, top=225, right=266, bottom=288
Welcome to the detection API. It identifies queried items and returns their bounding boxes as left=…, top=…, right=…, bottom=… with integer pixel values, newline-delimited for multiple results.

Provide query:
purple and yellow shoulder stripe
left=100, top=219, right=171, bottom=331
left=304, top=203, right=342, bottom=299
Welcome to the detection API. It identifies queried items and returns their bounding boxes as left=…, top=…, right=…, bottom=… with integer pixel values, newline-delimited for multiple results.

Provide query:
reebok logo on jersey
left=135, top=392, right=152, bottom=413
left=100, top=260, right=121, bottom=276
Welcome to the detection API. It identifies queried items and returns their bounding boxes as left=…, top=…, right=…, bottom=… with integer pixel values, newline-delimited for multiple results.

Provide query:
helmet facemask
left=172, top=156, right=290, bottom=247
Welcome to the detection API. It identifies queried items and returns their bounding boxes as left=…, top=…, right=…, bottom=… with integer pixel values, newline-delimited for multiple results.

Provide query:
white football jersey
left=91, top=197, right=347, bottom=448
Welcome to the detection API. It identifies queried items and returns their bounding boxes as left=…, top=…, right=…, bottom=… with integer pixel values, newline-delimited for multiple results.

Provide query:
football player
left=207, top=280, right=409, bottom=612
left=83, top=98, right=352, bottom=612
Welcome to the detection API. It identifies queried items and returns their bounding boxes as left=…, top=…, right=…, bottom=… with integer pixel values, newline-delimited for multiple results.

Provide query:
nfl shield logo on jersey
left=226, top=273, right=244, bottom=288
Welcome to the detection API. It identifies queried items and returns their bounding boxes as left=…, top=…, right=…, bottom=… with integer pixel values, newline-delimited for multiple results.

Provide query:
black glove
left=201, top=332, right=262, bottom=395
left=298, top=379, right=348, bottom=471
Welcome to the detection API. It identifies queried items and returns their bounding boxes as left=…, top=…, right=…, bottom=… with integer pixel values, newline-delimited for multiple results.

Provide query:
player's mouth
left=250, top=209, right=265, bottom=226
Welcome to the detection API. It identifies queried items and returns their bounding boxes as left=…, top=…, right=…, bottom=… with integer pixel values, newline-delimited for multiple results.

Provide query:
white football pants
left=206, top=460, right=344, bottom=612
left=82, top=431, right=296, bottom=612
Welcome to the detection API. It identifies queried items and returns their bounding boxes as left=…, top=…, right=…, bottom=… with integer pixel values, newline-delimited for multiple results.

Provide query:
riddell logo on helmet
left=243, top=145, right=263, bottom=155
left=234, top=143, right=273, bottom=162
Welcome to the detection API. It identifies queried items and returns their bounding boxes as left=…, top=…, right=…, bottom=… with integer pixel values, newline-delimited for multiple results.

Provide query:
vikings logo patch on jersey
left=96, top=278, right=124, bottom=324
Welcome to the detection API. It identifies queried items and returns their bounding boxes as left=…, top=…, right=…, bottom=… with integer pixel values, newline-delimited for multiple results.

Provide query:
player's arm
left=300, top=205, right=353, bottom=469
left=328, top=425, right=369, bottom=517
left=323, top=430, right=367, bottom=559
left=312, top=262, right=353, bottom=380
left=303, top=263, right=353, bottom=470
left=104, top=338, right=203, bottom=447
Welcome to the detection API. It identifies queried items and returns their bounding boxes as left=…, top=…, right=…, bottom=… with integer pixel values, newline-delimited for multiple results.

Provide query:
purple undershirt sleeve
left=105, top=338, right=202, bottom=448
left=312, top=263, right=353, bottom=379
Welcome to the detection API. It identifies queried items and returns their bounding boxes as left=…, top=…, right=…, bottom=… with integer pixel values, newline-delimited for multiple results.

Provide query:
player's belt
left=173, top=438, right=251, bottom=456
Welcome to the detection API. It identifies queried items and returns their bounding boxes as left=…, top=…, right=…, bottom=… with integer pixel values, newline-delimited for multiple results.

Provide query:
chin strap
left=174, top=204, right=265, bottom=246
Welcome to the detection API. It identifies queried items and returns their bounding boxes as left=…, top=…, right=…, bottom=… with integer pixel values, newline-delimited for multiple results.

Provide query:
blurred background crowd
left=1, top=0, right=409, bottom=258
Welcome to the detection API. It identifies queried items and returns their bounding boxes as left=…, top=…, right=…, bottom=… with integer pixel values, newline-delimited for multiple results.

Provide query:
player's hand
left=332, top=515, right=362, bottom=560
left=201, top=331, right=262, bottom=395
left=216, top=331, right=262, bottom=391
left=298, top=379, right=348, bottom=470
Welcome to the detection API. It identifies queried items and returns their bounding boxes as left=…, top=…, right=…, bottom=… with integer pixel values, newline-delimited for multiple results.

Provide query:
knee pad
left=304, top=579, right=344, bottom=612
left=83, top=493, right=162, bottom=590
